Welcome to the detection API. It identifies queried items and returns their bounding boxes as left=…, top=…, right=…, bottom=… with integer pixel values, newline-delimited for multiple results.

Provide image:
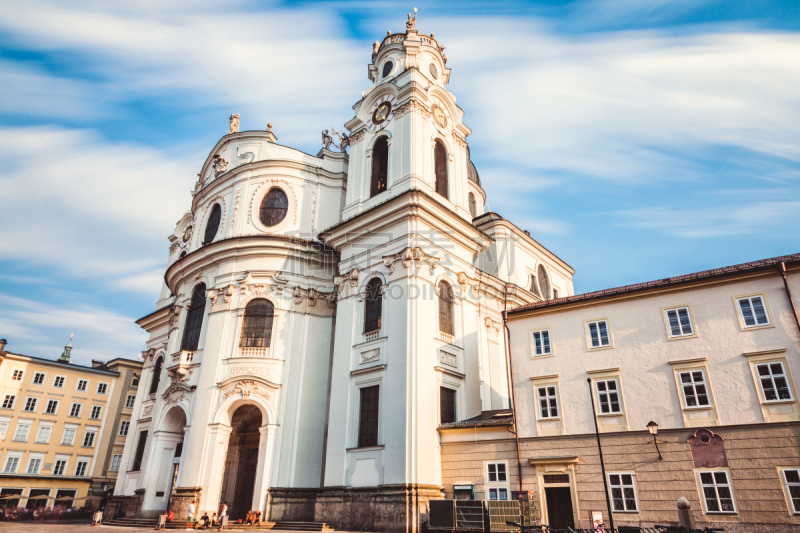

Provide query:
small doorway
left=219, top=405, right=262, bottom=520
left=544, top=487, right=574, bottom=530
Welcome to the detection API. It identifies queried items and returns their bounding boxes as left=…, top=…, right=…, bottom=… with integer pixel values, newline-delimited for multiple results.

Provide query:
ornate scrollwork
left=222, top=380, right=273, bottom=402
left=383, top=247, right=440, bottom=275
left=334, top=268, right=360, bottom=292
left=212, top=155, right=228, bottom=177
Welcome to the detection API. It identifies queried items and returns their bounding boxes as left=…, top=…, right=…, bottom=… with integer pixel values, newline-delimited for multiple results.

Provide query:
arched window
left=438, top=281, right=454, bottom=335
left=179, top=251, right=187, bottom=260
left=434, top=140, right=448, bottom=200
left=530, top=274, right=540, bottom=296
left=204, top=204, right=221, bottom=245
left=468, top=193, right=478, bottom=218
left=240, top=299, right=275, bottom=348
left=537, top=265, right=551, bottom=300
left=259, top=188, right=288, bottom=227
left=149, top=356, right=163, bottom=395
left=364, top=278, right=383, bottom=334
left=180, top=283, right=207, bottom=352
left=370, top=136, right=389, bottom=197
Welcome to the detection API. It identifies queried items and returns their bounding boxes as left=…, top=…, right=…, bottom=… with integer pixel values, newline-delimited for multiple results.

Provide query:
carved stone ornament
left=141, top=348, right=156, bottom=365
left=484, top=317, right=500, bottom=337
left=383, top=247, right=440, bottom=275
left=169, top=241, right=180, bottom=254
left=143, top=405, right=154, bottom=416
left=168, top=305, right=183, bottom=329
left=168, top=366, right=192, bottom=385
left=212, top=155, right=228, bottom=177
left=361, top=348, right=380, bottom=364
left=228, top=113, right=240, bottom=135
left=334, top=268, right=360, bottom=292
left=238, top=152, right=254, bottom=164
left=291, top=286, right=337, bottom=308
left=162, top=383, right=192, bottom=404
left=349, top=129, right=366, bottom=145
left=687, top=429, right=727, bottom=468
left=439, top=351, right=457, bottom=368
left=457, top=271, right=473, bottom=293
left=222, top=380, right=272, bottom=402
left=231, top=188, right=242, bottom=225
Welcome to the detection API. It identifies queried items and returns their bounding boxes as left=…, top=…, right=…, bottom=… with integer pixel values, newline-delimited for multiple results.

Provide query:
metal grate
left=543, top=474, right=569, bottom=484
left=488, top=500, right=520, bottom=532
left=455, top=500, right=485, bottom=531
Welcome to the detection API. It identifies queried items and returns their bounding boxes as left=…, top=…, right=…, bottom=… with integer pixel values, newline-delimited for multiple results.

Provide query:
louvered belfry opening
left=438, top=281, right=454, bottom=335
left=434, top=140, right=448, bottom=199
left=181, top=283, right=207, bottom=352
left=371, top=136, right=389, bottom=197
left=240, top=298, right=275, bottom=348
left=364, top=278, right=383, bottom=334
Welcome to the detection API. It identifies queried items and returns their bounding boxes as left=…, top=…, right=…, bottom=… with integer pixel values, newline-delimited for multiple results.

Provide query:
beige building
left=0, top=338, right=141, bottom=511
left=439, top=253, right=800, bottom=532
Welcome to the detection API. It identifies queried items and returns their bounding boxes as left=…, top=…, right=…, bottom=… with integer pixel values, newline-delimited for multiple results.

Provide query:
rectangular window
left=74, top=460, right=89, bottom=477
left=11, top=369, right=23, bottom=381
left=595, top=379, right=622, bottom=414
left=608, top=473, right=638, bottom=512
left=32, top=372, right=46, bottom=385
left=487, top=463, right=507, bottom=483
left=62, top=428, right=76, bottom=446
left=537, top=385, right=559, bottom=419
left=53, top=376, right=65, bottom=388
left=23, top=397, right=38, bottom=412
left=488, top=487, right=509, bottom=500
left=90, top=405, right=103, bottom=420
left=587, top=320, right=611, bottom=348
left=0, top=421, right=8, bottom=440
left=531, top=329, right=552, bottom=356
left=110, top=454, right=123, bottom=472
left=358, top=385, right=380, bottom=448
left=13, top=422, right=31, bottom=442
left=131, top=431, right=148, bottom=471
left=679, top=370, right=710, bottom=408
left=53, top=459, right=67, bottom=476
left=666, top=307, right=694, bottom=337
left=2, top=394, right=16, bottom=409
left=26, top=457, right=42, bottom=475
left=737, top=295, right=770, bottom=327
left=76, top=379, right=88, bottom=392
left=35, top=426, right=52, bottom=444
left=132, top=376, right=139, bottom=387
left=83, top=430, right=97, bottom=447
left=755, top=362, right=793, bottom=402
left=782, top=469, right=800, bottom=514
left=3, top=456, right=20, bottom=473
left=119, top=420, right=130, bottom=436
left=45, top=399, right=59, bottom=415
left=97, top=383, right=108, bottom=395
left=440, top=387, right=456, bottom=424
left=69, top=402, right=82, bottom=418
left=699, top=471, right=736, bottom=513
left=126, top=394, right=136, bottom=408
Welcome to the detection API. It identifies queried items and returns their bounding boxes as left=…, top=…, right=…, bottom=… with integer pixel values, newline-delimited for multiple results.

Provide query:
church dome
left=467, top=160, right=481, bottom=187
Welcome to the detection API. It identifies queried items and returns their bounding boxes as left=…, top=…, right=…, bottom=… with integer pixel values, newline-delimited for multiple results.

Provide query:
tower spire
left=58, top=333, right=73, bottom=364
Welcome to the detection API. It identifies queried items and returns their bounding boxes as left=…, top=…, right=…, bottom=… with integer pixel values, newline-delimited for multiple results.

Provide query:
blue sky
left=0, top=0, right=798, bottom=365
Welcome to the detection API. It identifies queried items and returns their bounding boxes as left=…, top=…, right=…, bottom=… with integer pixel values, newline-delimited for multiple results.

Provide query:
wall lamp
left=647, top=421, right=663, bottom=460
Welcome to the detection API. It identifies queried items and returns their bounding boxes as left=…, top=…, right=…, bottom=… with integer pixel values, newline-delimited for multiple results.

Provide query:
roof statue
left=322, top=129, right=334, bottom=151
left=406, top=7, right=417, bottom=31
left=228, top=113, right=240, bottom=134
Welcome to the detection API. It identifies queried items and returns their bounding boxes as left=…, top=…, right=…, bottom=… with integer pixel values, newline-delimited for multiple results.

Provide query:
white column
left=201, top=423, right=232, bottom=514
left=252, top=423, right=279, bottom=513
left=142, top=431, right=183, bottom=512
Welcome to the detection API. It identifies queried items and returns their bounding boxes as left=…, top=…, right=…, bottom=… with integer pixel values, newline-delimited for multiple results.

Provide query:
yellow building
left=0, top=337, right=141, bottom=512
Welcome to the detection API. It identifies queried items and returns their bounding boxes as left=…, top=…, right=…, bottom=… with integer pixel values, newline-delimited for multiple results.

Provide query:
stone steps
left=102, top=517, right=335, bottom=531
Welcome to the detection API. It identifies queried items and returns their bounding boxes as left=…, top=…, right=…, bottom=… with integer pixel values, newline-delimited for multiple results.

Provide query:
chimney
left=0, top=339, right=6, bottom=352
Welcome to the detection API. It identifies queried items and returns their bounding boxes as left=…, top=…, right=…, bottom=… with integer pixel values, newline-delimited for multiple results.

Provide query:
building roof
left=438, top=409, right=514, bottom=430
left=508, top=252, right=800, bottom=316
left=1, top=351, right=121, bottom=376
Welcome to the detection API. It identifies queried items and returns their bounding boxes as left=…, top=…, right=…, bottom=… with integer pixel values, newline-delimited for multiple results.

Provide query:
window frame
left=607, top=472, right=640, bottom=513
left=61, top=426, right=77, bottom=446
left=440, top=386, right=457, bottom=425
left=1, top=394, right=16, bottom=410
left=437, top=281, right=455, bottom=336
left=433, top=139, right=449, bottom=200
left=733, top=293, right=773, bottom=331
left=35, top=424, right=52, bottom=444
left=357, top=384, right=380, bottom=448
left=677, top=369, right=712, bottom=410
left=10, top=369, right=24, bottom=382
left=585, top=318, right=613, bottom=351
left=239, top=298, right=276, bottom=349
left=125, top=394, right=136, bottom=408
left=696, top=469, right=737, bottom=514
left=96, top=382, right=108, bottom=395
left=529, top=328, right=553, bottom=358
left=90, top=405, right=103, bottom=420
left=31, top=372, right=46, bottom=386
left=74, top=459, right=90, bottom=477
left=370, top=135, right=389, bottom=198
left=180, top=284, right=207, bottom=352
left=76, top=379, right=89, bottom=392
left=3, top=454, right=21, bottom=474
left=363, top=278, right=383, bottom=336
left=22, top=396, right=38, bottom=413
left=26, top=455, right=43, bottom=475
left=12, top=420, right=31, bottom=442
left=52, top=375, right=66, bottom=389
left=110, top=454, right=123, bottom=472
left=119, top=419, right=130, bottom=437
left=595, top=378, right=623, bottom=415
left=662, top=304, right=697, bottom=340
left=744, top=350, right=800, bottom=423
left=255, top=186, right=291, bottom=231
left=69, top=402, right=83, bottom=418
left=780, top=468, right=800, bottom=515
left=44, top=399, right=59, bottom=415
left=53, top=458, right=68, bottom=476
left=535, top=384, right=560, bottom=420
left=82, top=429, right=97, bottom=448
left=754, top=361, right=794, bottom=403
left=485, top=461, right=510, bottom=501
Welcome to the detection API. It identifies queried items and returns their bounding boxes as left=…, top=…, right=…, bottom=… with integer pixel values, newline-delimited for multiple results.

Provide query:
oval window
left=259, top=188, right=288, bottom=227
left=204, top=204, right=221, bottom=244
left=383, top=61, right=393, bottom=77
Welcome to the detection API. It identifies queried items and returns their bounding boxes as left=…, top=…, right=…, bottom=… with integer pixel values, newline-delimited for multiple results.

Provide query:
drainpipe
left=502, top=310, right=524, bottom=492
left=778, top=262, right=800, bottom=336
left=588, top=378, right=614, bottom=531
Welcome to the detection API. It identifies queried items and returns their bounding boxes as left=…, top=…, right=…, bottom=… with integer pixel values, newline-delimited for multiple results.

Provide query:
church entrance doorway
left=220, top=405, right=262, bottom=520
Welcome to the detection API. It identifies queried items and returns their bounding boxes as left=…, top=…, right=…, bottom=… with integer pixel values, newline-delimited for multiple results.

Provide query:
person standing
left=218, top=502, right=227, bottom=531
left=187, top=501, right=196, bottom=523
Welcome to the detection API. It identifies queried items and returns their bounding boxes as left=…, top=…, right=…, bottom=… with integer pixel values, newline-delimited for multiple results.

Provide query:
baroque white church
left=111, top=12, right=574, bottom=533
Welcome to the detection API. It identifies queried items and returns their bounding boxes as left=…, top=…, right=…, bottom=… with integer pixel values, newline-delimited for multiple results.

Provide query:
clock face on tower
left=431, top=102, right=448, bottom=131
left=367, top=95, right=396, bottom=132
left=182, top=225, right=193, bottom=243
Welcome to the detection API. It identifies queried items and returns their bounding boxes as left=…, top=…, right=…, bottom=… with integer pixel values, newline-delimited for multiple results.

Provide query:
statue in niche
left=228, top=113, right=240, bottom=134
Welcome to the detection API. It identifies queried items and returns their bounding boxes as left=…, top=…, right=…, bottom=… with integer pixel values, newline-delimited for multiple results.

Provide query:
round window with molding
left=429, top=63, right=438, bottom=80
left=252, top=184, right=293, bottom=233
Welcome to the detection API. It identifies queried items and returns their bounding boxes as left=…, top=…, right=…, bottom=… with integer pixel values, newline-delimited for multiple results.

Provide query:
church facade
left=110, top=14, right=573, bottom=533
